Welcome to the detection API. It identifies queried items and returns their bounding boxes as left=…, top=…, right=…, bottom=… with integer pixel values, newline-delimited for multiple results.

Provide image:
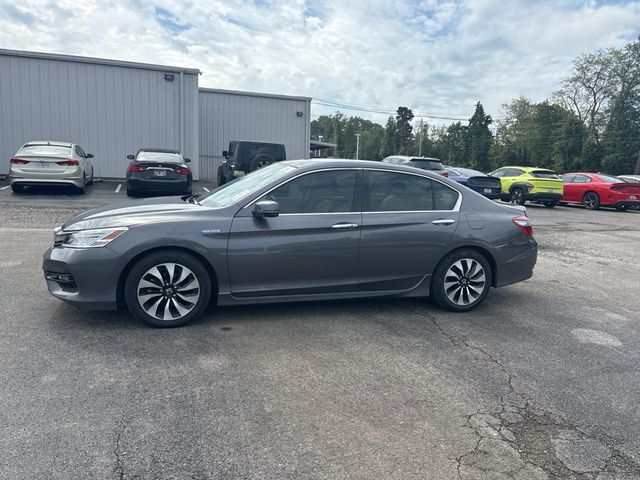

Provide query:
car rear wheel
left=87, top=168, right=94, bottom=185
left=431, top=249, right=492, bottom=312
left=583, top=192, right=600, bottom=210
left=76, top=174, right=86, bottom=194
left=510, top=187, right=526, bottom=205
left=124, top=250, right=212, bottom=327
left=543, top=200, right=557, bottom=208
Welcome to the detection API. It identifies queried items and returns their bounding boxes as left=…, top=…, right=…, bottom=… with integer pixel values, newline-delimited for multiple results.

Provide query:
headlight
left=54, top=227, right=128, bottom=248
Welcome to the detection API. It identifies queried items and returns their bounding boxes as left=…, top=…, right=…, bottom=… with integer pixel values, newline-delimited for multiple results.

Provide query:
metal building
left=198, top=88, right=311, bottom=179
left=0, top=49, right=200, bottom=179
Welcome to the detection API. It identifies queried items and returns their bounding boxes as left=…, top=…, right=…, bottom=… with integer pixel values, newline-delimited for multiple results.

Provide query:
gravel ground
left=1, top=180, right=639, bottom=479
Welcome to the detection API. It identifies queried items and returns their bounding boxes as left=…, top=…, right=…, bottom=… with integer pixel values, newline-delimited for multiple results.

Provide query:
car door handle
left=432, top=219, right=456, bottom=225
left=331, top=223, right=359, bottom=229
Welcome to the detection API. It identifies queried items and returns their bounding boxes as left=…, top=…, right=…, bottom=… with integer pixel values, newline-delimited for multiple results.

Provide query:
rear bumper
left=527, top=192, right=563, bottom=202
left=495, top=237, right=537, bottom=288
left=127, top=176, right=191, bottom=192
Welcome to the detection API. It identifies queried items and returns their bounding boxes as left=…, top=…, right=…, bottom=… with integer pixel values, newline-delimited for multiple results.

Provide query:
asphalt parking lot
left=1, top=179, right=640, bottom=479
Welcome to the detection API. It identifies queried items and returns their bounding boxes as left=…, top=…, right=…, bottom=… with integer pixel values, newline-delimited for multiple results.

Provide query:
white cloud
left=0, top=0, right=638, bottom=125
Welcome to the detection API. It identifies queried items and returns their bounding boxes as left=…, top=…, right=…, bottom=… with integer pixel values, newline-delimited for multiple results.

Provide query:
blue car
left=445, top=166, right=502, bottom=200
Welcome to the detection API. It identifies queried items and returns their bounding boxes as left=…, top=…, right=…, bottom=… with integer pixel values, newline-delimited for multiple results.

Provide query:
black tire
left=510, top=187, right=526, bottom=205
left=250, top=155, right=274, bottom=171
left=76, top=175, right=86, bottom=194
left=431, top=249, right=493, bottom=312
left=583, top=192, right=600, bottom=210
left=615, top=204, right=628, bottom=211
left=217, top=166, right=227, bottom=186
left=11, top=184, right=24, bottom=193
left=543, top=200, right=557, bottom=208
left=87, top=168, right=94, bottom=185
left=124, top=250, right=212, bottom=328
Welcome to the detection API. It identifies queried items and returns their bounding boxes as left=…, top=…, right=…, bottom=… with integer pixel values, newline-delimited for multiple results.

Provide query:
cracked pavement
left=1, top=183, right=640, bottom=479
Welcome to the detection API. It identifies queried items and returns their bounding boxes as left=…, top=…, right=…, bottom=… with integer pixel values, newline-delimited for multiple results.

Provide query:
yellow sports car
left=489, top=166, right=564, bottom=208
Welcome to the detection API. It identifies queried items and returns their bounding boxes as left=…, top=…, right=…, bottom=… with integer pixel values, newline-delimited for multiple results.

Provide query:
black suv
left=218, top=141, right=286, bottom=185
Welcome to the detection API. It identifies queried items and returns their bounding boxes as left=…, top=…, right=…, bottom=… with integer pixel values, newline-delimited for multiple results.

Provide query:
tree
left=468, top=102, right=493, bottom=171
left=395, top=107, right=414, bottom=154
left=380, top=116, right=397, bottom=158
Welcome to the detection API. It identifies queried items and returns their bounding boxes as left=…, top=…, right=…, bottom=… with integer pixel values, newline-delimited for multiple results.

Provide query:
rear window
left=409, top=159, right=444, bottom=170
left=137, top=151, right=183, bottom=162
left=596, top=175, right=623, bottom=183
left=530, top=170, right=559, bottom=179
left=18, top=145, right=71, bottom=157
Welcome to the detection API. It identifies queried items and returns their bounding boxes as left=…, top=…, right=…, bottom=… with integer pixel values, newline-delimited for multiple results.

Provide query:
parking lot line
left=115, top=184, right=122, bottom=193
left=203, top=187, right=209, bottom=192
left=0, top=185, right=10, bottom=190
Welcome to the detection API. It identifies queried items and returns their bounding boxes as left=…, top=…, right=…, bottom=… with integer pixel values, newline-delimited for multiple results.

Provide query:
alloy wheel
left=136, top=263, right=200, bottom=321
left=583, top=193, right=599, bottom=210
left=444, top=258, right=486, bottom=306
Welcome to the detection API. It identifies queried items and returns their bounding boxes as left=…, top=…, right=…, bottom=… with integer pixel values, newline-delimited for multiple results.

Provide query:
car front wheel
left=583, top=192, right=600, bottom=210
left=124, top=251, right=212, bottom=327
left=431, top=249, right=492, bottom=312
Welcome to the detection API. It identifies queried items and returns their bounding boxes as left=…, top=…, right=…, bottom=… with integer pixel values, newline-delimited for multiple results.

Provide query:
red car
left=560, top=173, right=640, bottom=211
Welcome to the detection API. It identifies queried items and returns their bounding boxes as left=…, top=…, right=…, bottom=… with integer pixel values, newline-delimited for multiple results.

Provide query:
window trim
left=362, top=168, right=462, bottom=214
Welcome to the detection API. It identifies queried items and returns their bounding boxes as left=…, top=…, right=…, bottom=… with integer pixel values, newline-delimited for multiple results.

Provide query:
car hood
left=62, top=196, right=207, bottom=231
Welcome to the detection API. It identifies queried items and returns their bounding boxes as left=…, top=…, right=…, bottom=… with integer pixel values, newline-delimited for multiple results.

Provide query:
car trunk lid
left=14, top=155, right=71, bottom=174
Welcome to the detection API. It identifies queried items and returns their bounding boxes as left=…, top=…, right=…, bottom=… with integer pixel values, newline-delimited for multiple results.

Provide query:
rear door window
left=530, top=170, right=560, bottom=179
left=365, top=171, right=458, bottom=212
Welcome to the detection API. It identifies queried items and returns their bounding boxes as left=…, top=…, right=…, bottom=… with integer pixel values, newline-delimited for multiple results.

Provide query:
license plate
left=39, top=162, right=50, bottom=169
left=484, top=188, right=492, bottom=193
left=154, top=170, right=167, bottom=177
left=631, top=195, right=637, bottom=200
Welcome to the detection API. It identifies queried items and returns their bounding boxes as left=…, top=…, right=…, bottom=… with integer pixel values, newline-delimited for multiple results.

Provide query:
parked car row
left=377, top=156, right=640, bottom=212
left=8, top=141, right=193, bottom=196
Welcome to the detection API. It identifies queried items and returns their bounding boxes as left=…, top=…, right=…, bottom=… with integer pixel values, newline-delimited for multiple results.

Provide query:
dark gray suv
left=43, top=160, right=537, bottom=327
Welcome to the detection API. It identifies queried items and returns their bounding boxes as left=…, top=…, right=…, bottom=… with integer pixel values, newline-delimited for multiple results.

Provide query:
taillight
left=525, top=183, right=534, bottom=192
left=442, top=171, right=448, bottom=177
left=128, top=165, right=147, bottom=172
left=174, top=167, right=191, bottom=175
left=56, top=159, right=79, bottom=166
left=10, top=157, right=29, bottom=165
left=512, top=216, right=533, bottom=236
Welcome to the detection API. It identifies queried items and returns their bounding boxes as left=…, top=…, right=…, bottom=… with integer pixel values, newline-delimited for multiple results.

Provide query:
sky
left=0, top=0, right=639, bottom=126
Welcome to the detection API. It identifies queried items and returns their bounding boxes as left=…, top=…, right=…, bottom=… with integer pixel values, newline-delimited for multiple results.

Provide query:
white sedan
left=9, top=141, right=95, bottom=193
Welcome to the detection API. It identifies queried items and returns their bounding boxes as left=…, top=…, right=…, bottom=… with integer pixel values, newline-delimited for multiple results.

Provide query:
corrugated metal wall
left=0, top=51, right=199, bottom=179
left=198, top=89, right=311, bottom=179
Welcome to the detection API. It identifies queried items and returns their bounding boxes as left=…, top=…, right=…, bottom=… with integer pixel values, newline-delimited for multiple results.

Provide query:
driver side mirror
left=127, top=154, right=135, bottom=160
left=253, top=200, right=279, bottom=218
left=222, top=150, right=229, bottom=159
left=86, top=153, right=94, bottom=159
left=184, top=158, right=191, bottom=163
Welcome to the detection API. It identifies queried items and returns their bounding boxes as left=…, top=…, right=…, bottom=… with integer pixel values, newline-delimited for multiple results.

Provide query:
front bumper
left=43, top=245, right=122, bottom=310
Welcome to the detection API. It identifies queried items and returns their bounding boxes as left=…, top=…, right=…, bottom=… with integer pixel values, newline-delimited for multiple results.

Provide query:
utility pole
left=355, top=134, right=360, bottom=160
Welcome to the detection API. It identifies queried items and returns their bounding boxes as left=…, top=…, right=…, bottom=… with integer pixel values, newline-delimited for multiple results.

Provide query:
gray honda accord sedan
left=43, top=160, right=537, bottom=327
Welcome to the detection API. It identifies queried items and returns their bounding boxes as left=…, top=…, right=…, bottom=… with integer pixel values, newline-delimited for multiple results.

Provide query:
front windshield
left=199, top=163, right=297, bottom=208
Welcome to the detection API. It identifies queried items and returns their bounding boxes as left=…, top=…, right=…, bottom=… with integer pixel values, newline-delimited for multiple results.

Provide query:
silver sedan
left=10, top=141, right=95, bottom=193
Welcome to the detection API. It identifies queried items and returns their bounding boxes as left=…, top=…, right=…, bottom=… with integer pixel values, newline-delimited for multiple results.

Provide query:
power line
left=312, top=97, right=470, bottom=121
